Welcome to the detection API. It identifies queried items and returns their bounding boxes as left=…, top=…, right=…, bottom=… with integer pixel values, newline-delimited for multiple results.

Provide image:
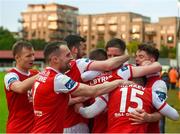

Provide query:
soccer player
left=4, top=40, right=38, bottom=133
left=105, top=38, right=126, bottom=58
left=63, top=35, right=129, bottom=133
left=130, top=44, right=168, bottom=133
left=31, top=42, right=127, bottom=133
left=77, top=75, right=179, bottom=133
left=77, top=59, right=163, bottom=133
left=106, top=78, right=179, bottom=133
left=64, top=34, right=86, bottom=58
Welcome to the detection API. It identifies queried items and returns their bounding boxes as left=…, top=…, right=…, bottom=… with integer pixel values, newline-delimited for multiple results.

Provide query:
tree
left=0, top=27, right=16, bottom=50
left=159, top=45, right=169, bottom=58
left=159, top=45, right=176, bottom=59
left=168, top=47, right=176, bottom=59
left=29, top=39, right=47, bottom=50
left=96, top=39, right=105, bottom=49
left=126, top=41, right=140, bottom=56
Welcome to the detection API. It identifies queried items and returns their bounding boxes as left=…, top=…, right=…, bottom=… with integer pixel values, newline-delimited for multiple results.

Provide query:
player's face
left=59, top=45, right=73, bottom=73
left=107, top=47, right=124, bottom=58
left=77, top=41, right=86, bottom=58
left=16, top=47, right=35, bottom=71
left=135, top=50, right=151, bottom=66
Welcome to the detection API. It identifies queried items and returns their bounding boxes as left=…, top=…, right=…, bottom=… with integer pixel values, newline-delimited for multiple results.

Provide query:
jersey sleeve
left=79, top=94, right=108, bottom=118
left=116, top=64, right=132, bottom=80
left=152, top=90, right=179, bottom=120
left=152, top=90, right=167, bottom=111
left=4, top=72, right=19, bottom=91
left=152, top=80, right=168, bottom=101
left=81, top=71, right=102, bottom=82
left=76, top=58, right=93, bottom=74
left=54, top=73, right=79, bottom=94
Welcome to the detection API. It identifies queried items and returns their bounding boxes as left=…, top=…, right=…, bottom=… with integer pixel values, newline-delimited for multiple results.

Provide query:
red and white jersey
left=145, top=73, right=167, bottom=133
left=83, top=64, right=133, bottom=85
left=107, top=84, right=167, bottom=133
left=64, top=58, right=93, bottom=128
left=83, top=64, right=133, bottom=133
left=32, top=67, right=80, bottom=133
left=4, top=68, right=38, bottom=133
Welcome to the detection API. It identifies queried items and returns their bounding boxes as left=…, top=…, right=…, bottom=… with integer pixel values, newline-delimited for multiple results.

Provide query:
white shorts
left=63, top=123, right=89, bottom=133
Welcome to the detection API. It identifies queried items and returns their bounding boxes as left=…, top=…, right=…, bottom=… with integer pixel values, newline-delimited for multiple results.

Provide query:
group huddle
left=3, top=35, right=179, bottom=133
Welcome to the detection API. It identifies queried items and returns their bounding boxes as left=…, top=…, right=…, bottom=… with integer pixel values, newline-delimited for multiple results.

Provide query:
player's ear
left=51, top=55, right=58, bottom=63
left=150, top=57, right=155, bottom=62
left=15, top=54, right=20, bottom=61
left=71, top=46, right=78, bottom=54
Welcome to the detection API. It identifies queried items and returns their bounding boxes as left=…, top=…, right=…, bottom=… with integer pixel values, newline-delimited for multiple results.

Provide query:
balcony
left=18, top=18, right=25, bottom=23
left=49, top=33, right=64, bottom=40
left=109, top=30, right=117, bottom=35
left=145, top=31, right=156, bottom=35
left=48, top=16, right=65, bottom=22
left=97, top=31, right=105, bottom=35
left=130, top=29, right=140, bottom=34
left=48, top=25, right=58, bottom=30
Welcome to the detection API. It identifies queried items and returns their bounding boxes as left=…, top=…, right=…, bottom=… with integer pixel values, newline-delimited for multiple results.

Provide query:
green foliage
left=168, top=47, right=176, bottom=59
left=29, top=39, right=47, bottom=50
left=159, top=45, right=169, bottom=58
left=159, top=45, right=176, bottom=59
left=127, top=41, right=140, bottom=56
left=0, top=27, right=16, bottom=50
left=96, top=40, right=105, bottom=49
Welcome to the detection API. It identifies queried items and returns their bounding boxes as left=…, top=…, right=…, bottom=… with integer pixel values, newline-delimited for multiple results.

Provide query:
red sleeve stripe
left=129, top=65, right=133, bottom=80
left=86, top=61, right=94, bottom=71
left=158, top=102, right=167, bottom=112
left=69, top=82, right=80, bottom=94
left=99, top=96, right=108, bottom=104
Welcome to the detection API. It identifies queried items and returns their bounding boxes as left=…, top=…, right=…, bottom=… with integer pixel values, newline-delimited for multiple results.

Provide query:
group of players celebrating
left=4, top=35, right=179, bottom=133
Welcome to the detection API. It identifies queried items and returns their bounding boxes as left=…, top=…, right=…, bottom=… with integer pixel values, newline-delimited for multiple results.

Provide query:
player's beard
left=61, top=64, right=71, bottom=73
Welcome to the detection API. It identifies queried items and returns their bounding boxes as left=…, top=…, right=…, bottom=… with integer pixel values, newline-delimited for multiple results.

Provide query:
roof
left=0, top=50, right=44, bottom=59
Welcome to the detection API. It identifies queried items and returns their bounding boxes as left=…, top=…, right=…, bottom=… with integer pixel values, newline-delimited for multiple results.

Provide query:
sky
left=0, top=0, right=180, bottom=32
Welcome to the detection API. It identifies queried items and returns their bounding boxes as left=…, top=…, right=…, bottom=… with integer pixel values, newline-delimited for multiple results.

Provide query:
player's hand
left=74, top=103, right=83, bottom=113
left=122, top=80, right=135, bottom=86
left=129, top=108, right=150, bottom=125
left=118, top=80, right=135, bottom=86
left=141, top=60, right=152, bottom=66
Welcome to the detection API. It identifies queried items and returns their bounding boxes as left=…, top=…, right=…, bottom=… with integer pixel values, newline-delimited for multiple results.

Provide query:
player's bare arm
left=89, top=54, right=129, bottom=71
left=71, top=79, right=124, bottom=97
left=132, top=62, right=162, bottom=77
left=4, top=73, right=37, bottom=93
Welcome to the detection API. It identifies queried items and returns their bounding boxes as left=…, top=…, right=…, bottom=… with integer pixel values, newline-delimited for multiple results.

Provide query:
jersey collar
left=14, top=67, right=30, bottom=76
left=46, top=67, right=60, bottom=74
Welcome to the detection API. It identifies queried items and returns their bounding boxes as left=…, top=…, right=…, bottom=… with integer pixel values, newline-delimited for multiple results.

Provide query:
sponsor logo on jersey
left=155, top=91, right=166, bottom=102
left=84, top=58, right=90, bottom=63
left=8, top=77, right=17, bottom=85
left=65, top=79, right=76, bottom=89
left=120, top=66, right=128, bottom=71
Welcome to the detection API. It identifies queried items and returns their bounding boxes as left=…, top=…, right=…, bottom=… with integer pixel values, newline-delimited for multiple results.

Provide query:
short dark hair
left=138, top=44, right=159, bottom=61
left=64, top=34, right=86, bottom=50
left=12, top=40, right=33, bottom=57
left=132, top=76, right=147, bottom=86
left=89, top=48, right=107, bottom=60
left=44, top=41, right=67, bottom=63
left=105, top=38, right=126, bottom=53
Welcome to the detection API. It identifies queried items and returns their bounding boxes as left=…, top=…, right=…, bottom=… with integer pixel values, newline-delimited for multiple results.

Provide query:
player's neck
left=15, top=64, right=29, bottom=74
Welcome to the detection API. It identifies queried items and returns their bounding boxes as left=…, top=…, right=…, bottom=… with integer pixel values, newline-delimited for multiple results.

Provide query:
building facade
left=20, top=3, right=78, bottom=42
left=77, top=12, right=179, bottom=52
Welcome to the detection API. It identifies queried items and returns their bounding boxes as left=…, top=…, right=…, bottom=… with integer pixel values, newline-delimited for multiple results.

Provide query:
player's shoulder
left=30, top=69, right=39, bottom=75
